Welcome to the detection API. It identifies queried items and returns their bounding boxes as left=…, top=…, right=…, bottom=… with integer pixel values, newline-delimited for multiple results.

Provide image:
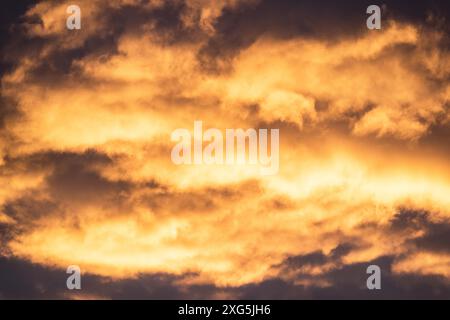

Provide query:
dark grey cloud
left=275, top=243, right=359, bottom=281
left=0, top=96, right=20, bottom=131
left=389, top=209, right=431, bottom=232
left=419, top=120, right=450, bottom=157
left=2, top=252, right=450, bottom=300
left=198, top=0, right=450, bottom=72
left=0, top=0, right=36, bottom=75
left=389, top=209, right=450, bottom=254
left=1, top=150, right=113, bottom=181
left=413, top=222, right=450, bottom=254
left=0, top=151, right=120, bottom=249
left=141, top=180, right=260, bottom=215
left=0, top=256, right=67, bottom=299
left=0, top=1, right=36, bottom=135
left=0, top=256, right=217, bottom=299
left=238, top=255, right=450, bottom=299
left=0, top=229, right=449, bottom=299
left=2, top=0, right=207, bottom=85
left=3, top=195, right=58, bottom=227
left=0, top=150, right=132, bottom=237
left=44, top=151, right=132, bottom=205
left=4, top=0, right=449, bottom=80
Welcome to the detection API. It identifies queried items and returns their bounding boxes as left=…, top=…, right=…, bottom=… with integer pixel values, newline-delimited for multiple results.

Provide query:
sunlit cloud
left=0, top=0, right=449, bottom=298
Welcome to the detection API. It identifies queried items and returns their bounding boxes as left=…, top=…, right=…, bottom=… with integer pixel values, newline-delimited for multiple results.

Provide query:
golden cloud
left=1, top=0, right=449, bottom=290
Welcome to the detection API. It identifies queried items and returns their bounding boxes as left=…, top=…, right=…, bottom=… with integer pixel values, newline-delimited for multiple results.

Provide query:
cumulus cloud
left=0, top=0, right=449, bottom=298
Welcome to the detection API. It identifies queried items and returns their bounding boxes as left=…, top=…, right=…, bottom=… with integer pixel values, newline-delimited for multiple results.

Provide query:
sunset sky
left=0, top=0, right=449, bottom=299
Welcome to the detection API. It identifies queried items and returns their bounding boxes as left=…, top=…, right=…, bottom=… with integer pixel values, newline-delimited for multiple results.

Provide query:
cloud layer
left=0, top=0, right=449, bottom=299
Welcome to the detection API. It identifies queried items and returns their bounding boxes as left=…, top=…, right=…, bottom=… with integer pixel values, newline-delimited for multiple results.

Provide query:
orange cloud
left=1, top=0, right=449, bottom=291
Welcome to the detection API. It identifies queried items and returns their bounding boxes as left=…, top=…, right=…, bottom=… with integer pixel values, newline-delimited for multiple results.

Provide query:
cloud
left=0, top=0, right=449, bottom=298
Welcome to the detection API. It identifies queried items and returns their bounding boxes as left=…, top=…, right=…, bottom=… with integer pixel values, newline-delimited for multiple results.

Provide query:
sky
left=0, top=0, right=449, bottom=299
